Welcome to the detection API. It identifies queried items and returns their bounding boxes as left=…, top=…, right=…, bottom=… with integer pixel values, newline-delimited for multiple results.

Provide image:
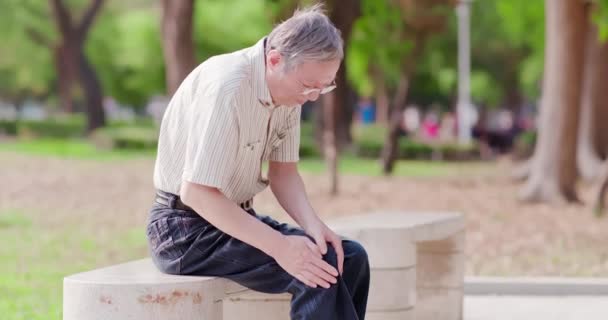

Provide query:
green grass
left=0, top=138, right=155, bottom=160
left=0, top=209, right=147, bottom=320
left=296, top=156, right=484, bottom=177
left=0, top=138, right=491, bottom=177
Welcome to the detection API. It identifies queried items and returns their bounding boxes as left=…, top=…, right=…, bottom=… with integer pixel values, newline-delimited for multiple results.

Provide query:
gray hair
left=266, top=3, right=343, bottom=71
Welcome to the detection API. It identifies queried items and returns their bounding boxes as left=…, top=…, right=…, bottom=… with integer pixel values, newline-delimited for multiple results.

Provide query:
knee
left=343, top=240, right=369, bottom=268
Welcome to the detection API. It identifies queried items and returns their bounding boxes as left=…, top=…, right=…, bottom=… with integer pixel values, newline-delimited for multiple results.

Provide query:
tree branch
left=25, top=27, right=53, bottom=48
left=77, top=0, right=105, bottom=41
left=49, top=0, right=74, bottom=37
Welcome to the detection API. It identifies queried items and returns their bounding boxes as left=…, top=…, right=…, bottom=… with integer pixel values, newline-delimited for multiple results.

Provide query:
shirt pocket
left=264, top=130, right=287, bottom=160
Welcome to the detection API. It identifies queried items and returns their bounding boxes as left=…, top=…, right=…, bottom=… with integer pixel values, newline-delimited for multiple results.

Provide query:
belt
left=155, top=190, right=253, bottom=211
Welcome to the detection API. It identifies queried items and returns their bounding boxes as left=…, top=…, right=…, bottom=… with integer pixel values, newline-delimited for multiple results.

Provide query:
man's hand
left=303, top=218, right=344, bottom=275
left=272, top=235, right=338, bottom=288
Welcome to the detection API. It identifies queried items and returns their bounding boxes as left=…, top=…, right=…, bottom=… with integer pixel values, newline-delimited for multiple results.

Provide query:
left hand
left=304, top=219, right=344, bottom=275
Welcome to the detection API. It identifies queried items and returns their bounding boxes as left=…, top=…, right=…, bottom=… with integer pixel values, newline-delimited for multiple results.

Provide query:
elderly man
left=147, top=4, right=369, bottom=320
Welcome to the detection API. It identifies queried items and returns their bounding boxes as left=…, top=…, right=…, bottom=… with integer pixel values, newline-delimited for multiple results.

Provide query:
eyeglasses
left=299, top=80, right=337, bottom=96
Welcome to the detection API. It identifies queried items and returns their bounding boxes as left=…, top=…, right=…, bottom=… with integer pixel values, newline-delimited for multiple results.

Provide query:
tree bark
left=326, top=0, right=361, bottom=148
left=315, top=0, right=361, bottom=195
left=55, top=45, right=76, bottom=113
left=577, top=20, right=607, bottom=181
left=520, top=0, right=587, bottom=203
left=161, top=0, right=196, bottom=96
left=594, top=85, right=608, bottom=159
left=381, top=73, right=410, bottom=174
left=322, top=92, right=339, bottom=196
left=79, top=51, right=106, bottom=130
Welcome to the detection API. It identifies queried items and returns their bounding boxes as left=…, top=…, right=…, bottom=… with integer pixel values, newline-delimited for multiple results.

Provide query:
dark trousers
left=146, top=196, right=370, bottom=320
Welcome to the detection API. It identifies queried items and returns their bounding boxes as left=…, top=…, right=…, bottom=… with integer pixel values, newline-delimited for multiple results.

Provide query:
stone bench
left=63, top=211, right=464, bottom=320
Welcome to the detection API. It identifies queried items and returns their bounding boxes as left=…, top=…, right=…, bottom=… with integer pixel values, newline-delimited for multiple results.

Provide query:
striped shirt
left=153, top=37, right=301, bottom=204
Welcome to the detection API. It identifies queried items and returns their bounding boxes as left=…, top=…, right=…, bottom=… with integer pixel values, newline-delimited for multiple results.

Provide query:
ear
left=266, top=49, right=283, bottom=70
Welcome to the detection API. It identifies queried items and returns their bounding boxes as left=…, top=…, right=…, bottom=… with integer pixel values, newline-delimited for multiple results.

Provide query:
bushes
left=91, top=127, right=159, bottom=151
left=512, top=131, right=536, bottom=159
left=0, top=120, right=17, bottom=135
left=300, top=121, right=321, bottom=158
left=17, top=116, right=86, bottom=138
left=353, top=124, right=480, bottom=161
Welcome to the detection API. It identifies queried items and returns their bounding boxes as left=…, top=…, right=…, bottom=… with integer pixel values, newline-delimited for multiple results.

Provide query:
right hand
left=272, top=235, right=339, bottom=289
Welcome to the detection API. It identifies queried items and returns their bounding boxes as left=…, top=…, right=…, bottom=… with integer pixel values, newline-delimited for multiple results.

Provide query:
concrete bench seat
left=64, top=211, right=464, bottom=320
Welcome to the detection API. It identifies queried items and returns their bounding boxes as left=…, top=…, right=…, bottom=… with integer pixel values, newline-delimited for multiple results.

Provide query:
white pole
left=457, top=0, right=472, bottom=144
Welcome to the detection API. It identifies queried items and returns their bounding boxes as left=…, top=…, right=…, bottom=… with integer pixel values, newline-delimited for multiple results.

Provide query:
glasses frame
left=298, top=79, right=337, bottom=96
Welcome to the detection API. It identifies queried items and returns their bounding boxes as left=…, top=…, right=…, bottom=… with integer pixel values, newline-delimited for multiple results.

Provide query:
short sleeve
left=182, top=88, right=239, bottom=189
left=269, top=106, right=301, bottom=162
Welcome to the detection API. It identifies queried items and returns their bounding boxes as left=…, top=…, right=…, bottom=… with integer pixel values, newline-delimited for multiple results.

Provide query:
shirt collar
left=248, top=37, right=276, bottom=109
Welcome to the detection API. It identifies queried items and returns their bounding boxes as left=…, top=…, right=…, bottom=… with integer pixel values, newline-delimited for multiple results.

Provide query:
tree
left=21, top=0, right=107, bottom=131
left=380, top=0, right=454, bottom=174
left=520, top=0, right=587, bottom=203
left=161, top=0, right=196, bottom=96
left=577, top=16, right=608, bottom=182
left=320, top=0, right=361, bottom=195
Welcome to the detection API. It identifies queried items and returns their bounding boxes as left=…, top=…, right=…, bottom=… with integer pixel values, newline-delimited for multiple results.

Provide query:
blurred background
left=1, top=0, right=608, bottom=318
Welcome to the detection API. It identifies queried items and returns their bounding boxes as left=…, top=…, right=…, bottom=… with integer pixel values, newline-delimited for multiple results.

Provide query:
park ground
left=1, top=139, right=608, bottom=319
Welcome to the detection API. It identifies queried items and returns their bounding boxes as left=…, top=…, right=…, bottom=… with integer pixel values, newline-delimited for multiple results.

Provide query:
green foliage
left=17, top=116, right=87, bottom=139
left=299, top=121, right=321, bottom=158
left=92, top=126, right=159, bottom=151
left=493, top=0, right=545, bottom=100
left=87, top=5, right=165, bottom=108
left=195, top=0, right=273, bottom=60
left=0, top=120, right=18, bottom=135
left=347, top=0, right=411, bottom=96
left=0, top=0, right=55, bottom=100
left=594, top=0, right=608, bottom=41
left=513, top=130, right=536, bottom=159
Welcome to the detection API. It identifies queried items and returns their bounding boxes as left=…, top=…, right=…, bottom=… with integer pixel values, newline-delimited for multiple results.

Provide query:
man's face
left=267, top=50, right=341, bottom=106
left=280, top=59, right=341, bottom=106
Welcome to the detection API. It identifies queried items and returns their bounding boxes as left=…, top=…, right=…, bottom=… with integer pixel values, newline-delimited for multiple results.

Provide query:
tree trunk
left=381, top=73, right=410, bottom=174
left=520, top=0, right=587, bottom=203
left=322, top=92, right=339, bottom=196
left=594, top=87, right=608, bottom=159
left=577, top=20, right=607, bottom=181
left=78, top=51, right=106, bottom=131
left=54, top=44, right=76, bottom=113
left=161, top=0, right=196, bottom=96
left=327, top=0, right=360, bottom=148
left=315, top=0, right=361, bottom=195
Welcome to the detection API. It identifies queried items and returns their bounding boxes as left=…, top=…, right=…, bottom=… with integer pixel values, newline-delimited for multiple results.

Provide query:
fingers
left=315, top=236, right=328, bottom=255
left=307, top=262, right=338, bottom=286
left=305, top=239, right=323, bottom=259
left=300, top=269, right=332, bottom=289
left=310, top=252, right=339, bottom=277
left=295, top=273, right=317, bottom=288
